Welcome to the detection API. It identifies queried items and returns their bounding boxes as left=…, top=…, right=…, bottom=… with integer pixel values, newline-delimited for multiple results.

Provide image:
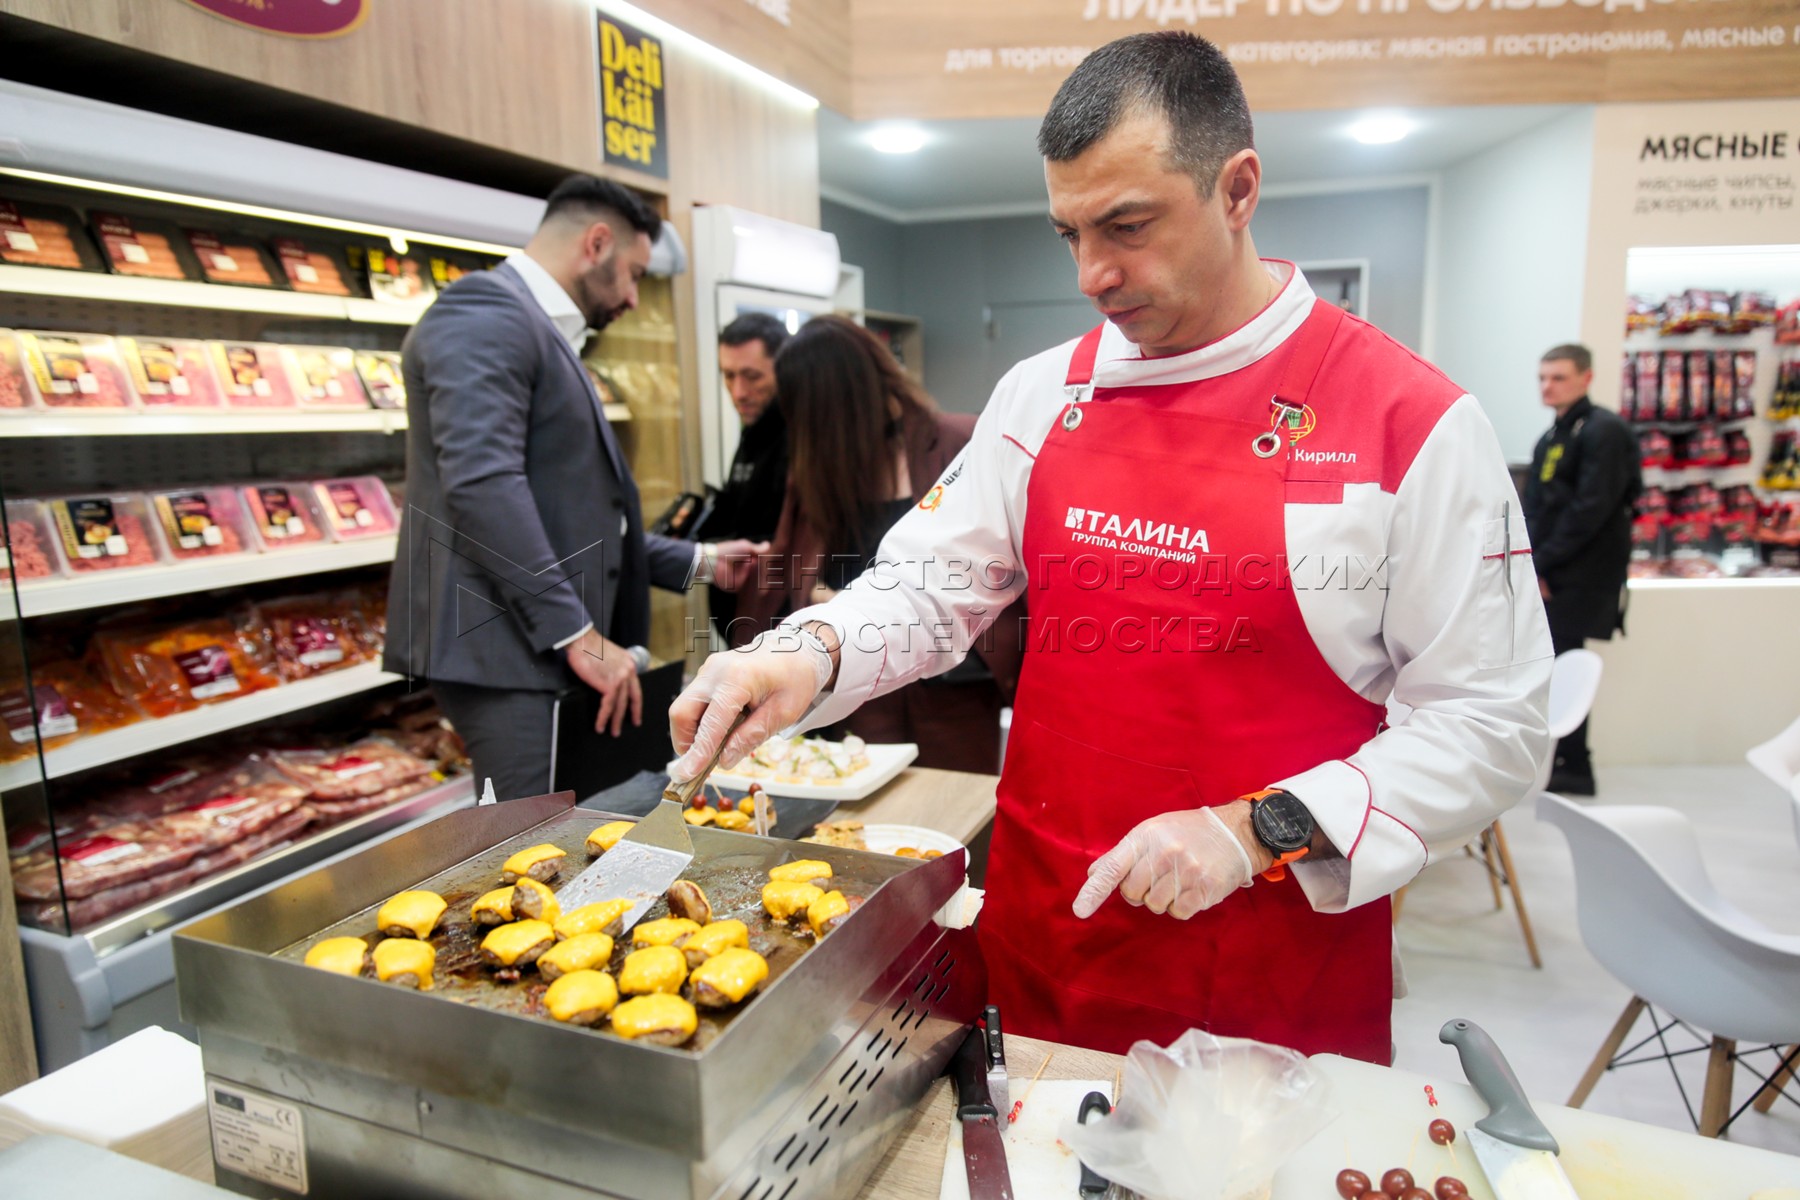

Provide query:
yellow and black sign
left=598, top=14, right=667, bottom=180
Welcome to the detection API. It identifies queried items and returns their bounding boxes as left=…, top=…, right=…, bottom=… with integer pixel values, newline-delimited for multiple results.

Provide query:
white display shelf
left=0, top=409, right=407, bottom=437
left=0, top=263, right=431, bottom=325
left=3, top=535, right=397, bottom=620
left=0, top=661, right=402, bottom=789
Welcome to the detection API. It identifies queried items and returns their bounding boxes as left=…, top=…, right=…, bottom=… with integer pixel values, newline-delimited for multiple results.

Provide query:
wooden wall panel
left=631, top=0, right=852, bottom=113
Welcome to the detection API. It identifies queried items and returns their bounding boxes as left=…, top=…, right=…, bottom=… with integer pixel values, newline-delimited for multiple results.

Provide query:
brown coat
left=728, top=409, right=1025, bottom=772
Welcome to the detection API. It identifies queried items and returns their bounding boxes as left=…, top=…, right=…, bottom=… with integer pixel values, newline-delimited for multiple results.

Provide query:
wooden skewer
left=1006, top=1050, right=1055, bottom=1123
left=1406, top=1130, right=1420, bottom=1176
left=1112, top=1067, right=1123, bottom=1105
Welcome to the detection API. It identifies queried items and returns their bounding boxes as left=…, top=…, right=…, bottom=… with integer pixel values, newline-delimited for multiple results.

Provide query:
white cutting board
left=1275, top=1056, right=1800, bottom=1200
left=939, top=1079, right=1111, bottom=1200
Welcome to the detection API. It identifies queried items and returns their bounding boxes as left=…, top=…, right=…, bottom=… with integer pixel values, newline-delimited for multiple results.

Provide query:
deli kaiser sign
left=599, top=14, right=669, bottom=180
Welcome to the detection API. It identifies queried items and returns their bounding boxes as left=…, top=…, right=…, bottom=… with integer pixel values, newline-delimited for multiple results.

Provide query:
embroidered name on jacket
left=1064, top=507, right=1210, bottom=558
left=1292, top=447, right=1358, bottom=465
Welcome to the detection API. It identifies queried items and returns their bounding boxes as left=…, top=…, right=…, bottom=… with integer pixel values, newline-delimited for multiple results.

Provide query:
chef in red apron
left=671, top=33, right=1552, bottom=1063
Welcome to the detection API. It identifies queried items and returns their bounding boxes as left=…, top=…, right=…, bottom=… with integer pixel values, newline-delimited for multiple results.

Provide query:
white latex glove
left=668, top=627, right=833, bottom=781
left=1073, top=807, right=1256, bottom=921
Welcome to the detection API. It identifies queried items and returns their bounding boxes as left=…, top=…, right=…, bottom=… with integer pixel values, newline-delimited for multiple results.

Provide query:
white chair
left=1538, top=793, right=1800, bottom=1137
left=1745, top=713, right=1800, bottom=849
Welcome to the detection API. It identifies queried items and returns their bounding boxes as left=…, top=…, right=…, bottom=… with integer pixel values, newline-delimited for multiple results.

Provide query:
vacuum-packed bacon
left=266, top=737, right=432, bottom=801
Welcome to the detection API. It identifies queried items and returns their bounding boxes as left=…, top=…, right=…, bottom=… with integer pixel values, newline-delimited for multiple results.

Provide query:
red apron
left=979, top=300, right=1394, bottom=1063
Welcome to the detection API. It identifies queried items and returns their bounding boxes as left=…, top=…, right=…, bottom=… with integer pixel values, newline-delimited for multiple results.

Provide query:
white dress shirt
left=787, top=263, right=1553, bottom=915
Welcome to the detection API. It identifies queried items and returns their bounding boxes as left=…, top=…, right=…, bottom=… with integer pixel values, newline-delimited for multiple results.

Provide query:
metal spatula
left=553, top=713, right=746, bottom=929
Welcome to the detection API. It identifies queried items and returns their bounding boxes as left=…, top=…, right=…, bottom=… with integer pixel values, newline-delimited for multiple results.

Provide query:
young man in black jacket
left=1523, top=343, right=1642, bottom=795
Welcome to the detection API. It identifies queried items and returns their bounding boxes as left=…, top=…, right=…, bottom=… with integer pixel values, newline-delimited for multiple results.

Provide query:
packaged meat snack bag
left=267, top=736, right=432, bottom=802
left=1710, top=350, right=1735, bottom=421
left=256, top=594, right=371, bottom=681
left=0, top=660, right=138, bottom=762
left=0, top=199, right=105, bottom=272
left=1733, top=352, right=1759, bottom=420
left=1685, top=351, right=1712, bottom=422
left=240, top=481, right=330, bottom=548
left=89, top=212, right=201, bottom=281
left=47, top=493, right=164, bottom=573
left=93, top=614, right=279, bottom=718
left=3, top=499, right=64, bottom=585
left=208, top=341, right=299, bottom=408
left=271, top=237, right=355, bottom=296
left=353, top=350, right=406, bottom=409
left=1633, top=351, right=1661, bottom=421
left=17, top=331, right=136, bottom=409
left=184, top=228, right=285, bottom=289
left=148, top=486, right=256, bottom=560
left=312, top=476, right=398, bottom=539
left=1618, top=359, right=1637, bottom=422
left=284, top=345, right=369, bottom=409
left=1658, top=351, right=1686, bottom=422
left=116, top=337, right=224, bottom=408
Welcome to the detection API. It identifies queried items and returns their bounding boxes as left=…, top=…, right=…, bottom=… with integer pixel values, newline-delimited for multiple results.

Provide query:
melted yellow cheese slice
left=807, top=890, right=850, bottom=939
left=545, top=969, right=619, bottom=1024
left=501, top=843, right=566, bottom=882
left=681, top=920, right=749, bottom=962
left=713, top=810, right=752, bottom=831
left=610, top=993, right=697, bottom=1043
left=376, top=890, right=446, bottom=939
left=303, top=937, right=368, bottom=976
left=537, top=932, right=615, bottom=980
left=372, top=938, right=436, bottom=989
left=510, top=877, right=561, bottom=924
left=480, top=919, right=554, bottom=966
left=762, top=880, right=824, bottom=921
left=632, top=916, right=702, bottom=948
left=584, top=821, right=635, bottom=854
left=470, top=887, right=514, bottom=924
left=769, top=859, right=832, bottom=885
left=619, top=945, right=688, bottom=995
left=681, top=807, right=716, bottom=826
left=690, top=947, right=769, bottom=1005
left=555, top=899, right=632, bottom=941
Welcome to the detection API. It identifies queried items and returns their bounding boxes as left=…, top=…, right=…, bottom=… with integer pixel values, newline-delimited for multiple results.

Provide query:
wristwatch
left=1244, top=788, right=1314, bottom=882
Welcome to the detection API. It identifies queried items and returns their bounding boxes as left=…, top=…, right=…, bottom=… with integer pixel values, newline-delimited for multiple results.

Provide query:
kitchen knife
left=1075, top=1090, right=1113, bottom=1199
left=951, top=1023, right=1016, bottom=1200
left=554, top=799, right=694, bottom=930
left=983, top=1004, right=1010, bottom=1121
left=1439, top=1019, right=1580, bottom=1200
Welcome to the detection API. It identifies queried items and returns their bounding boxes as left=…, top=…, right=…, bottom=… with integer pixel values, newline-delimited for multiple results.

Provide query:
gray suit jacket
left=383, top=262, right=695, bottom=691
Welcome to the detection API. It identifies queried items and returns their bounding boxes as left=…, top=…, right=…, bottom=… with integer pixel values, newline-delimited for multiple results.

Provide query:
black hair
left=541, top=174, right=660, bottom=238
left=719, top=312, right=790, bottom=358
left=1037, top=32, right=1254, bottom=196
left=1541, top=343, right=1593, bottom=373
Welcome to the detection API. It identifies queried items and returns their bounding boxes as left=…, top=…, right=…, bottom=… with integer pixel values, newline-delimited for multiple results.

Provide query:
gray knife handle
left=1439, top=1019, right=1560, bottom=1155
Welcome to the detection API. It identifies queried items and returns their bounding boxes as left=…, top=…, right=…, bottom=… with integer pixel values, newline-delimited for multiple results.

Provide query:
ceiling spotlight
left=866, top=125, right=928, bottom=155
left=1349, top=115, right=1414, bottom=145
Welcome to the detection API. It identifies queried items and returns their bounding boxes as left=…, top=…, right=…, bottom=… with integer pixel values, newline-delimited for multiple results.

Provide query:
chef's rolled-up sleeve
left=1280, top=394, right=1554, bottom=912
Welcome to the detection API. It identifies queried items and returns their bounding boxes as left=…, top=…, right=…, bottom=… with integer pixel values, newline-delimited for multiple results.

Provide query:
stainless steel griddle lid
left=172, top=793, right=969, bottom=1159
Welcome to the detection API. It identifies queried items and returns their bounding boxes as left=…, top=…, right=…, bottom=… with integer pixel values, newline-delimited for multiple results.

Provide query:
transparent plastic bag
left=1061, top=1030, right=1336, bottom=1200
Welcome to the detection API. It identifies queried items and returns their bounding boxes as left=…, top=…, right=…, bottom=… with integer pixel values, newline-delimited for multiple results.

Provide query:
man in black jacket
left=699, top=313, right=790, bottom=638
left=1523, top=343, right=1642, bottom=796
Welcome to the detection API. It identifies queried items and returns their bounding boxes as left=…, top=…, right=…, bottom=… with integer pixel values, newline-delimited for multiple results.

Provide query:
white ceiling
left=819, top=103, right=1581, bottom=221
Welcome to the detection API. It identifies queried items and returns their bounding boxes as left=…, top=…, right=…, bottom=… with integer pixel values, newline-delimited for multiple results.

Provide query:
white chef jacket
left=788, top=263, right=1553, bottom=914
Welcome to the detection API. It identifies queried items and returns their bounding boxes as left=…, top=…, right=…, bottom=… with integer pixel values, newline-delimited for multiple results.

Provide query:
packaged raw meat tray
left=0, top=329, right=31, bottom=411
left=89, top=211, right=202, bottom=281
left=92, top=613, right=280, bottom=718
left=148, top=486, right=258, bottom=560
left=16, top=330, right=136, bottom=409
left=0, top=198, right=105, bottom=272
left=285, top=345, right=369, bottom=409
left=208, top=341, right=299, bottom=408
left=239, top=482, right=331, bottom=548
left=353, top=350, right=406, bottom=409
left=46, top=493, right=165, bottom=573
left=312, top=476, right=398, bottom=539
left=116, top=337, right=224, bottom=408
left=267, top=736, right=432, bottom=802
left=0, top=660, right=139, bottom=762
left=3, top=498, right=65, bottom=584
left=270, top=237, right=356, bottom=296
left=184, top=228, right=286, bottom=289
left=254, top=594, right=372, bottom=681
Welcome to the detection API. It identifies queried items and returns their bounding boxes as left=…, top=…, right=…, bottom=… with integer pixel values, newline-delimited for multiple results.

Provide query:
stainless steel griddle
left=174, top=792, right=986, bottom=1200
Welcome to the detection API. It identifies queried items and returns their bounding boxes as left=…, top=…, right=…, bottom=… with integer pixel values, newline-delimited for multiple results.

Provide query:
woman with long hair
left=730, top=315, right=1022, bottom=773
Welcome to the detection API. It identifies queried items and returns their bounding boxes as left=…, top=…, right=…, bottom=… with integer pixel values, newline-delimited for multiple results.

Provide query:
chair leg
left=1700, top=1036, right=1737, bottom=1138
left=1480, top=827, right=1504, bottom=910
left=1569, top=995, right=1647, bottom=1107
left=1391, top=885, right=1406, bottom=924
left=1488, top=820, right=1541, bottom=968
left=1752, top=1045, right=1797, bottom=1115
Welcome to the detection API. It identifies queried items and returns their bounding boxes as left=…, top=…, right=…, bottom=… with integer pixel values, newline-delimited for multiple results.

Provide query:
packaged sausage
left=1685, top=351, right=1711, bottom=422
left=1659, top=351, right=1686, bottom=423
left=46, top=493, right=165, bottom=573
left=353, top=350, right=406, bottom=409
left=1633, top=351, right=1661, bottom=422
left=312, top=476, right=398, bottom=539
left=239, top=481, right=331, bottom=548
left=271, top=237, right=356, bottom=297
left=17, top=331, right=136, bottom=410
left=256, top=594, right=373, bottom=681
left=0, top=660, right=139, bottom=763
left=0, top=199, right=104, bottom=272
left=345, top=243, right=436, bottom=305
left=89, top=212, right=201, bottom=281
left=266, top=736, right=432, bottom=802
left=1733, top=352, right=1759, bottom=420
left=3, top=499, right=64, bottom=585
left=92, top=613, right=279, bottom=719
left=148, top=486, right=256, bottom=560
left=116, top=337, right=225, bottom=408
left=184, top=228, right=285, bottom=289
left=284, top=345, right=369, bottom=409
left=208, top=341, right=299, bottom=408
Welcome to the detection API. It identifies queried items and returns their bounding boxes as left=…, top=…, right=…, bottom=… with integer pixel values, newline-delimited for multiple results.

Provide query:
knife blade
left=1440, top=1019, right=1580, bottom=1200
left=554, top=799, right=693, bottom=931
left=951, top=1023, right=1015, bottom=1200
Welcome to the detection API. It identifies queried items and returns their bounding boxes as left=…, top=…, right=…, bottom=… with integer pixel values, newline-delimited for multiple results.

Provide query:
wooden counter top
left=832, top=766, right=998, bottom=847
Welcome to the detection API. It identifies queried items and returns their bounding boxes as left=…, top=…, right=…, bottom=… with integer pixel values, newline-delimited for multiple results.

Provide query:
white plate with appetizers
left=667, top=737, right=919, bottom=802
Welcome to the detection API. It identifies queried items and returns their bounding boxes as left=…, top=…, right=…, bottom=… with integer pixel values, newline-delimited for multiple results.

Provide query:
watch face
left=1253, top=792, right=1313, bottom=854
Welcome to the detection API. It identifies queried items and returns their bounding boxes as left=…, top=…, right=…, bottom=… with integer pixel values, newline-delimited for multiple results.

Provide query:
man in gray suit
left=385, top=175, right=762, bottom=799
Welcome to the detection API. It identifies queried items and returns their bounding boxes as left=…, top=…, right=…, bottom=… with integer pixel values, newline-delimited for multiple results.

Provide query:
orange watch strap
left=1243, top=788, right=1310, bottom=882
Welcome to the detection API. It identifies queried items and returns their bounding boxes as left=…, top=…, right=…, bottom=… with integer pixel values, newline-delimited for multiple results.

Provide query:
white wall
left=1432, top=108, right=1596, bottom=462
